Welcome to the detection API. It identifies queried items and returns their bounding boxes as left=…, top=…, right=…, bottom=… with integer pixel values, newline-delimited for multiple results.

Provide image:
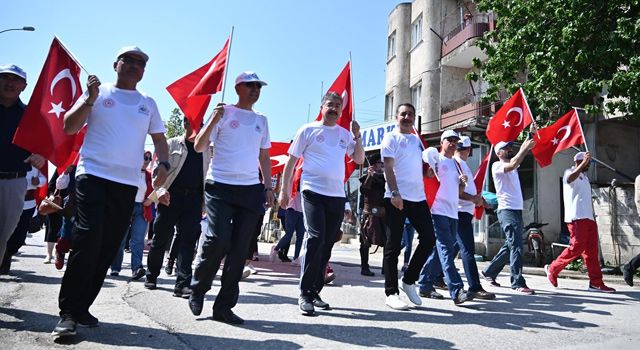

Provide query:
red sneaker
left=513, top=286, right=535, bottom=295
left=588, top=284, right=616, bottom=293
left=544, top=264, right=557, bottom=287
left=54, top=251, right=65, bottom=270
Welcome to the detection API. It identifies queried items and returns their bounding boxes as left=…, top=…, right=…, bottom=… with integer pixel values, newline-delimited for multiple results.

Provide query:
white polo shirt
left=431, top=154, right=461, bottom=219
left=492, top=161, right=523, bottom=210
left=563, top=167, right=594, bottom=222
left=380, top=130, right=425, bottom=202
left=75, top=84, right=166, bottom=187
left=206, top=105, right=271, bottom=185
left=455, top=155, right=477, bottom=215
left=288, top=121, right=355, bottom=198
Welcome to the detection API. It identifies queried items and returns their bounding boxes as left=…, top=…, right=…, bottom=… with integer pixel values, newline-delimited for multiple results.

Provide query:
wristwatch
left=391, top=190, right=400, bottom=198
left=158, top=161, right=171, bottom=171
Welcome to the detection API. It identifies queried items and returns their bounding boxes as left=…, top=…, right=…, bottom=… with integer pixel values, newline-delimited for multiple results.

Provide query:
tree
left=470, top=0, right=639, bottom=122
left=166, top=108, right=185, bottom=138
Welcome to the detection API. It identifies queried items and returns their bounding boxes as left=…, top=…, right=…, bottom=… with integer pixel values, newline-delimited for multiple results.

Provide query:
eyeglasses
left=119, top=55, right=146, bottom=68
left=243, top=82, right=262, bottom=89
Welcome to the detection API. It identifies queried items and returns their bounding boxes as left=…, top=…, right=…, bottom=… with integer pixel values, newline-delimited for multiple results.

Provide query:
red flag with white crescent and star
left=290, top=61, right=355, bottom=197
left=531, top=109, right=584, bottom=168
left=269, top=141, right=291, bottom=176
left=473, top=147, right=493, bottom=220
left=485, top=88, right=533, bottom=145
left=166, top=37, right=230, bottom=133
left=12, top=37, right=84, bottom=168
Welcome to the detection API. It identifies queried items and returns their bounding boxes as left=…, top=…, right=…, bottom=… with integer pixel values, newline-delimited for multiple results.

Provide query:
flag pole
left=220, top=26, right=234, bottom=103
left=54, top=35, right=89, bottom=75
left=570, top=146, right=633, bottom=181
left=349, top=52, right=355, bottom=121
left=520, top=87, right=540, bottom=138
left=483, top=145, right=493, bottom=191
left=573, top=107, right=589, bottom=153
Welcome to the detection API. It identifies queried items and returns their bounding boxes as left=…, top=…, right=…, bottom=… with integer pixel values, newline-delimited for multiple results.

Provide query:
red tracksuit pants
left=548, top=218, right=604, bottom=287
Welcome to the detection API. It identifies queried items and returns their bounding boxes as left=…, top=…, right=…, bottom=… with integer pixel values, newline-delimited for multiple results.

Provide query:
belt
left=0, top=171, right=26, bottom=179
left=24, top=189, right=36, bottom=201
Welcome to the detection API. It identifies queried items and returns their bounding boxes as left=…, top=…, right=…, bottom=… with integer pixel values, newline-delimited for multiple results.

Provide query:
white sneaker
left=246, top=264, right=257, bottom=274
left=399, top=280, right=422, bottom=306
left=291, top=258, right=300, bottom=266
left=386, top=294, right=409, bottom=310
left=269, top=245, right=278, bottom=262
left=241, top=266, right=252, bottom=280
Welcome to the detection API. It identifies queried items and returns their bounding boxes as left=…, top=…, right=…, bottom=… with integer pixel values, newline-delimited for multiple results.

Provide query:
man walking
left=358, top=153, right=386, bottom=276
left=279, top=91, right=364, bottom=316
left=380, top=103, right=436, bottom=310
left=145, top=117, right=212, bottom=298
left=481, top=140, right=536, bottom=295
left=544, top=152, right=615, bottom=293
left=0, top=64, right=45, bottom=265
left=189, top=72, right=273, bottom=325
left=53, top=47, right=169, bottom=338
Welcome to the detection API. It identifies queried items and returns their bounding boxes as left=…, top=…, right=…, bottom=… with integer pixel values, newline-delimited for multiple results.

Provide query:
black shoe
left=419, top=289, right=444, bottom=299
left=0, top=254, right=11, bottom=275
left=278, top=250, right=291, bottom=263
left=298, top=296, right=315, bottom=316
left=312, top=295, right=330, bottom=310
left=173, top=287, right=193, bottom=299
left=469, top=289, right=496, bottom=300
left=361, top=267, right=375, bottom=276
left=189, top=293, right=204, bottom=316
left=132, top=267, right=146, bottom=281
left=453, top=289, right=471, bottom=305
left=144, top=275, right=157, bottom=290
left=623, top=264, right=634, bottom=287
left=51, top=314, right=76, bottom=338
left=433, top=280, right=448, bottom=290
left=75, top=311, right=99, bottom=328
left=165, top=258, right=175, bottom=275
left=212, top=309, right=244, bottom=325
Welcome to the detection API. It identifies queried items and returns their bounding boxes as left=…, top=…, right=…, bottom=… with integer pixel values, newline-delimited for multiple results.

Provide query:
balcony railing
left=440, top=89, right=511, bottom=129
left=441, top=14, right=492, bottom=57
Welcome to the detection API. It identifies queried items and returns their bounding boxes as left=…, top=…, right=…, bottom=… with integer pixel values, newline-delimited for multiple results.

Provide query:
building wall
left=592, top=121, right=640, bottom=185
left=593, top=186, right=640, bottom=265
left=440, top=66, right=470, bottom=108
left=385, top=3, right=412, bottom=121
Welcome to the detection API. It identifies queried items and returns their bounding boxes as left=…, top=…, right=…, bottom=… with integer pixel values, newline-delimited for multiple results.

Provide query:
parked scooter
left=524, top=222, right=548, bottom=267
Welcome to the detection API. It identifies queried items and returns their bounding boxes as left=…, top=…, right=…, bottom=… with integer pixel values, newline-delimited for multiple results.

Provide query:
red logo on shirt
left=400, top=141, right=407, bottom=148
left=316, top=135, right=325, bottom=143
left=230, top=120, right=240, bottom=129
left=102, top=98, right=115, bottom=108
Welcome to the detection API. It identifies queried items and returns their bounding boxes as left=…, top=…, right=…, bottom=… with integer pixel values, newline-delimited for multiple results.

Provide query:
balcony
left=440, top=95, right=492, bottom=129
left=441, top=14, right=492, bottom=68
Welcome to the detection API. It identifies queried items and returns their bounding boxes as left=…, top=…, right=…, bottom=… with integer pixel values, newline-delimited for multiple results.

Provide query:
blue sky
left=3, top=0, right=399, bottom=143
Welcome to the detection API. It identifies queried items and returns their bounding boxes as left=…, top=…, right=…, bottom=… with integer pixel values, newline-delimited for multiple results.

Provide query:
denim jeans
left=111, top=202, right=148, bottom=273
left=400, top=221, right=415, bottom=265
left=419, top=212, right=481, bottom=294
left=276, top=208, right=305, bottom=260
left=482, top=209, right=526, bottom=288
left=418, top=214, right=464, bottom=299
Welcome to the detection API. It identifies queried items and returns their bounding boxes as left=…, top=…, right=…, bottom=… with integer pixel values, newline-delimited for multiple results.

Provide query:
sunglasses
left=243, top=82, right=262, bottom=89
left=445, top=137, right=460, bottom=143
left=144, top=156, right=152, bottom=161
left=119, top=55, right=146, bottom=68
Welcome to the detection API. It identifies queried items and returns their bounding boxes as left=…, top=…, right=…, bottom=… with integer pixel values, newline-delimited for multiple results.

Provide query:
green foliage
left=565, top=257, right=583, bottom=271
left=166, top=108, right=185, bottom=139
left=474, top=0, right=640, bottom=121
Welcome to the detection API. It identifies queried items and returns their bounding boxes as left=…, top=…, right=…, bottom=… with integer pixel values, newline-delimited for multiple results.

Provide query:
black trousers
left=383, top=198, right=435, bottom=296
left=1, top=207, right=36, bottom=270
left=299, top=190, right=345, bottom=298
left=628, top=254, right=640, bottom=272
left=147, top=191, right=202, bottom=289
left=58, top=174, right=136, bottom=317
left=191, top=181, right=263, bottom=312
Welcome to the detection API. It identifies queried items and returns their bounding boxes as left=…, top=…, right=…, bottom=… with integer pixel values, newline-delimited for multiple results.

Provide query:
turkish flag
left=13, top=37, right=83, bottom=168
left=532, top=109, right=584, bottom=168
left=269, top=141, right=291, bottom=176
left=166, top=37, right=229, bottom=132
left=485, top=88, right=533, bottom=145
left=291, top=61, right=355, bottom=197
left=473, top=147, right=493, bottom=220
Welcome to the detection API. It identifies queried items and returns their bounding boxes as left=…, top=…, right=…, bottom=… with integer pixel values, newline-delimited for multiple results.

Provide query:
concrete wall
left=385, top=3, right=412, bottom=120
left=440, top=66, right=470, bottom=108
left=593, top=185, right=640, bottom=265
left=590, top=121, right=640, bottom=185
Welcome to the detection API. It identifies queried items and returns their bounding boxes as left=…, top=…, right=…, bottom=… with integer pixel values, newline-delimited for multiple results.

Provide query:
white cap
left=457, top=135, right=471, bottom=148
left=494, top=141, right=513, bottom=155
left=116, top=46, right=149, bottom=62
left=0, top=64, right=27, bottom=81
left=574, top=152, right=586, bottom=162
left=440, top=129, right=460, bottom=141
left=235, top=71, right=267, bottom=86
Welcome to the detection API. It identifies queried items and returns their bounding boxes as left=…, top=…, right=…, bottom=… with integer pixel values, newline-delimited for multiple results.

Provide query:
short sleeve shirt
left=380, top=130, right=425, bottom=202
left=492, top=161, right=523, bottom=210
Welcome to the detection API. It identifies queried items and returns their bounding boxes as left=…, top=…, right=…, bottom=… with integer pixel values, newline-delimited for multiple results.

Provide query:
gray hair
left=321, top=91, right=343, bottom=105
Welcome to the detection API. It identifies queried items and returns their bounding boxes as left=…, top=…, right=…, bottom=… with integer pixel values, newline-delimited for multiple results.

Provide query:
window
left=387, top=32, right=396, bottom=60
left=411, top=15, right=423, bottom=48
left=385, top=93, right=395, bottom=121
left=411, top=83, right=422, bottom=114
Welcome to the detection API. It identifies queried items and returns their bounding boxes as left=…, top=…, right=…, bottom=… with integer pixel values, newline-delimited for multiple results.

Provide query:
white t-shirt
left=380, top=130, right=425, bottom=202
left=431, top=154, right=461, bottom=219
left=24, top=167, right=46, bottom=210
left=288, top=121, right=355, bottom=197
left=75, top=83, right=166, bottom=187
left=563, top=167, right=594, bottom=222
left=455, top=155, right=477, bottom=215
left=134, top=171, right=147, bottom=203
left=492, top=161, right=523, bottom=210
left=205, top=105, right=271, bottom=185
